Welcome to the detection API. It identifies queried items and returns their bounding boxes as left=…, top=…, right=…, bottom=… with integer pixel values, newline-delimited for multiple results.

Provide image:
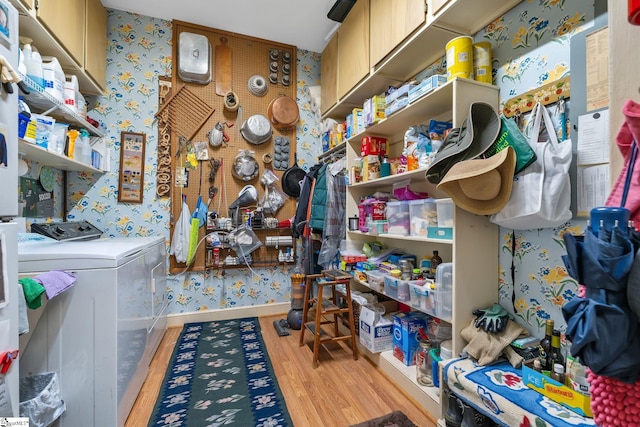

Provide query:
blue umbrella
left=562, top=224, right=640, bottom=383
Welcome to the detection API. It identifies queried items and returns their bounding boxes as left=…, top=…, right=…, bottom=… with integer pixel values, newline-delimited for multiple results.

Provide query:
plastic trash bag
left=170, top=196, right=191, bottom=263
left=20, top=372, right=66, bottom=427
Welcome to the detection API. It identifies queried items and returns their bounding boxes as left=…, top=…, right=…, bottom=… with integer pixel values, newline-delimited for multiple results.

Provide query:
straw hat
left=437, top=146, right=516, bottom=215
left=426, top=101, right=501, bottom=184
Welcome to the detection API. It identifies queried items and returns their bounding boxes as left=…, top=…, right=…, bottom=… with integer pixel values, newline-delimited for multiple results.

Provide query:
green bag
left=484, top=115, right=537, bottom=174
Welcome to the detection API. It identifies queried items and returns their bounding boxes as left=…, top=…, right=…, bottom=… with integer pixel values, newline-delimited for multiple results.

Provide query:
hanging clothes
left=317, top=158, right=346, bottom=268
left=309, top=163, right=328, bottom=234
left=293, top=163, right=322, bottom=238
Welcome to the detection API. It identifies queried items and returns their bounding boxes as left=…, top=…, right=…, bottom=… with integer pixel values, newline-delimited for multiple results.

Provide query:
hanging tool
left=215, top=36, right=232, bottom=96
left=0, top=54, right=30, bottom=94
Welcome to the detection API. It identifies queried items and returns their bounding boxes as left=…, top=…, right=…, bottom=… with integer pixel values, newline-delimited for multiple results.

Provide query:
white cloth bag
left=490, top=102, right=572, bottom=229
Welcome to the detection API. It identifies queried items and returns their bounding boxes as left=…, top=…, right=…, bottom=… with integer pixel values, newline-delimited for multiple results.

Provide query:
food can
left=445, top=36, right=473, bottom=80
left=473, top=41, right=493, bottom=84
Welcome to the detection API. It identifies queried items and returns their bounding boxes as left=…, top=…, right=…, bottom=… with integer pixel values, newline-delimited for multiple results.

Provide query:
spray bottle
left=79, top=129, right=92, bottom=165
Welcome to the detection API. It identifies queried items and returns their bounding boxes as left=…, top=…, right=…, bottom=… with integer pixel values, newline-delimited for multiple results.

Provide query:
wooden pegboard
left=169, top=21, right=298, bottom=273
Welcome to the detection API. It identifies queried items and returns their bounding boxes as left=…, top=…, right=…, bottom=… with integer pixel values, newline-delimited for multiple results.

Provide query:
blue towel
left=34, top=270, right=77, bottom=299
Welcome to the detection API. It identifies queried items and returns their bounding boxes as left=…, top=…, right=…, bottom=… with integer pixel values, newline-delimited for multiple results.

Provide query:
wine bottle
left=547, top=329, right=565, bottom=373
left=539, top=319, right=554, bottom=371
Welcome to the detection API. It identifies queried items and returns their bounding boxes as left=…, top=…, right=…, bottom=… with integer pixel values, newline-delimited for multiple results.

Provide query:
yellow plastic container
left=66, top=129, right=79, bottom=159
left=445, top=36, right=473, bottom=80
left=473, top=41, right=493, bottom=84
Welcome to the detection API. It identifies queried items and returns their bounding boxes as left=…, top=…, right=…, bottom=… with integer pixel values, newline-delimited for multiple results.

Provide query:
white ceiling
left=101, top=0, right=340, bottom=53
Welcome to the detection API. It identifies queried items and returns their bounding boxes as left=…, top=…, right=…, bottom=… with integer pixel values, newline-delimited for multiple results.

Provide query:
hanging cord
left=621, top=139, right=638, bottom=207
left=510, top=230, right=517, bottom=313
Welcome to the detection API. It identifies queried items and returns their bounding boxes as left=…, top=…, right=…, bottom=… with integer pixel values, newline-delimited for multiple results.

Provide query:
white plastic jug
left=22, top=40, right=44, bottom=89
left=42, top=56, right=65, bottom=103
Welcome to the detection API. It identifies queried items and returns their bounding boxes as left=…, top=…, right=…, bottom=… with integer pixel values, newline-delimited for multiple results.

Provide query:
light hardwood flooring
left=125, top=314, right=437, bottom=427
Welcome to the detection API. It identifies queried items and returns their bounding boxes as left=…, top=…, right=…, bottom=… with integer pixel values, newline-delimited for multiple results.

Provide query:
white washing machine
left=18, top=235, right=168, bottom=427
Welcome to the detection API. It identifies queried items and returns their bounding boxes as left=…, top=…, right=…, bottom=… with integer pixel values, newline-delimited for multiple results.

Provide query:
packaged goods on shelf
left=385, top=82, right=417, bottom=105
left=360, top=135, right=388, bottom=157
left=522, top=361, right=592, bottom=417
left=360, top=305, right=396, bottom=353
left=361, top=155, right=380, bottom=181
left=408, top=75, right=447, bottom=104
left=365, top=270, right=386, bottom=292
left=385, top=97, right=410, bottom=117
left=352, top=108, right=364, bottom=135
left=64, top=75, right=79, bottom=112
left=363, top=94, right=386, bottom=127
left=32, top=114, right=56, bottom=150
left=366, top=219, right=389, bottom=235
left=392, top=311, right=431, bottom=366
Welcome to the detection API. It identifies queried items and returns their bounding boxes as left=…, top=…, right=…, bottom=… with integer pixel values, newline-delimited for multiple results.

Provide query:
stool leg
left=299, top=275, right=314, bottom=347
left=331, top=283, right=340, bottom=336
left=344, top=281, right=359, bottom=361
left=312, top=282, right=324, bottom=368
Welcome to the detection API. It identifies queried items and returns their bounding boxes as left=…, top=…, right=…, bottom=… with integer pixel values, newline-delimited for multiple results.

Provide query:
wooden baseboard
left=166, top=302, right=291, bottom=327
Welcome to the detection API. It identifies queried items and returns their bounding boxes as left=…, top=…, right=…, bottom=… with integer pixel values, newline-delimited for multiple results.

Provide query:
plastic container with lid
left=434, top=262, right=453, bottom=321
left=436, top=198, right=454, bottom=227
left=386, top=200, right=410, bottom=235
left=42, top=56, right=66, bottom=103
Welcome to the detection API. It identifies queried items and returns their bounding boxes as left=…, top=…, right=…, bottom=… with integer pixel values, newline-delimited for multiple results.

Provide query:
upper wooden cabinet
left=321, top=33, right=339, bottom=116
left=37, top=0, right=85, bottom=66
left=369, top=0, right=426, bottom=68
left=336, top=0, right=370, bottom=99
left=85, top=0, right=107, bottom=88
left=10, top=0, right=107, bottom=94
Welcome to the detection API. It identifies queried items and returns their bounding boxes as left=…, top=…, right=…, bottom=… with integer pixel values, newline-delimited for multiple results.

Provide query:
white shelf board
left=347, top=230, right=453, bottom=246
left=19, top=139, right=103, bottom=173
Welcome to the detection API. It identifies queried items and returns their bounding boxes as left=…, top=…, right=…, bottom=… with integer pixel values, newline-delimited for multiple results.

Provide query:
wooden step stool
left=298, top=270, right=359, bottom=368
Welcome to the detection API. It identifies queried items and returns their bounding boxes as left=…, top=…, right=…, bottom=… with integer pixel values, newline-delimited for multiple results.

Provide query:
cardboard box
left=352, top=108, right=364, bottom=135
left=385, top=82, right=416, bottom=104
left=362, top=155, right=381, bottom=181
left=359, top=305, right=395, bottom=353
left=392, top=312, right=430, bottom=366
left=408, top=74, right=447, bottom=104
left=363, top=94, right=386, bottom=127
left=360, top=136, right=388, bottom=157
left=522, top=363, right=593, bottom=417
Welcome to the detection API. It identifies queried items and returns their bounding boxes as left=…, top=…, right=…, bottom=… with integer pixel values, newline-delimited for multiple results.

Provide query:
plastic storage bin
left=436, top=198, right=454, bottom=227
left=384, top=275, right=419, bottom=302
left=409, top=198, right=438, bottom=237
left=365, top=270, right=385, bottom=292
left=434, top=262, right=453, bottom=321
left=386, top=201, right=410, bottom=235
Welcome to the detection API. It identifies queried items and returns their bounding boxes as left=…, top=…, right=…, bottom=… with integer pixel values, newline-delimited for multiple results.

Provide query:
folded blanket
left=34, top=270, right=77, bottom=299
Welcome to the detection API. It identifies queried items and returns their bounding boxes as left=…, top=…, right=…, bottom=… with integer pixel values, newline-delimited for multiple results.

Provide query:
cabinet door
left=321, top=33, right=338, bottom=116
left=85, top=0, right=107, bottom=90
left=370, top=0, right=426, bottom=68
left=37, top=0, right=85, bottom=66
left=337, top=0, right=370, bottom=99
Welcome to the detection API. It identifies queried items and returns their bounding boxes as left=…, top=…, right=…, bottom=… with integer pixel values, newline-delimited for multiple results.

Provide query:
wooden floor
left=125, top=314, right=437, bottom=427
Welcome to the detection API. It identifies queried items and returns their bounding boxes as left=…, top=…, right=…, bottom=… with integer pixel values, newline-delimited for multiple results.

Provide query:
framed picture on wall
left=0, top=0, right=11, bottom=46
left=118, top=131, right=145, bottom=204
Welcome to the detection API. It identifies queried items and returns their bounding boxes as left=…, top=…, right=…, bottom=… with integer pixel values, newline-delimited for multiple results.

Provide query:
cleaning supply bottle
left=78, top=129, right=92, bottom=165
left=66, top=129, right=79, bottom=159
left=21, top=37, right=44, bottom=89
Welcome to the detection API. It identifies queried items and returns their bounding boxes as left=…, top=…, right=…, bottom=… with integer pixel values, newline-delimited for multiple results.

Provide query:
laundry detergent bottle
left=20, top=37, right=44, bottom=89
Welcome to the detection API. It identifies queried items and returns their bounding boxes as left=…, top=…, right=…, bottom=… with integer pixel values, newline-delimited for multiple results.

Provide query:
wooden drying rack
left=503, top=76, right=571, bottom=117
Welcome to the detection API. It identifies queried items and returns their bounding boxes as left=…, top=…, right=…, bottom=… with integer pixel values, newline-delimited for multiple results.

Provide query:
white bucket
left=42, top=56, right=65, bottom=103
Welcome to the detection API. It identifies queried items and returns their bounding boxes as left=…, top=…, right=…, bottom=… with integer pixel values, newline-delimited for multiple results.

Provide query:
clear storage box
left=365, top=270, right=385, bottom=292
left=434, top=262, right=453, bottom=321
left=386, top=201, right=410, bottom=235
left=409, top=198, right=438, bottom=237
left=436, top=198, right=454, bottom=227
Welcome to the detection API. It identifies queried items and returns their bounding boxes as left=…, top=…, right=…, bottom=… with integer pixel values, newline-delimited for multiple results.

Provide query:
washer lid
left=18, top=236, right=165, bottom=272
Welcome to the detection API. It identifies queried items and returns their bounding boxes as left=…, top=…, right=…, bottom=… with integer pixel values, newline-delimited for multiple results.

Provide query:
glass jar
left=415, top=339, right=434, bottom=386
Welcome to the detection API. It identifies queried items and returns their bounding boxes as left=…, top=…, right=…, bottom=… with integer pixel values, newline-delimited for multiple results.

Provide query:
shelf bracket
left=502, top=76, right=570, bottom=118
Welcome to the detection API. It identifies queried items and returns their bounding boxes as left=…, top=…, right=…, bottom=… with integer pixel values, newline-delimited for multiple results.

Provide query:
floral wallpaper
left=479, top=0, right=594, bottom=338
left=22, top=1, right=600, bottom=335
left=24, top=10, right=322, bottom=315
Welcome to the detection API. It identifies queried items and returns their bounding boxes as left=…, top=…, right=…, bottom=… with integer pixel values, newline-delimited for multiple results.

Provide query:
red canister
left=372, top=200, right=387, bottom=220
